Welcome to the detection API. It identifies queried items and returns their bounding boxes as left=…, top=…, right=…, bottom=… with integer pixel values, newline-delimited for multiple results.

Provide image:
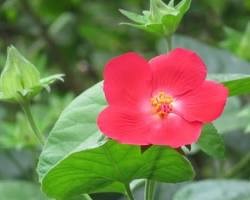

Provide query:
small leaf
left=119, top=9, right=146, bottom=24
left=40, top=74, right=65, bottom=92
left=119, top=0, right=191, bottom=36
left=197, top=124, right=225, bottom=159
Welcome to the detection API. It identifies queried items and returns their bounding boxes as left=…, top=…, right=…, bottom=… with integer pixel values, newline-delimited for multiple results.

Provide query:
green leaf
left=119, top=9, right=146, bottom=24
left=120, top=0, right=191, bottom=36
left=0, top=181, right=47, bottom=200
left=38, top=82, right=106, bottom=180
left=209, top=74, right=250, bottom=96
left=197, top=124, right=225, bottom=159
left=42, top=140, right=194, bottom=199
left=173, top=180, right=250, bottom=200
left=38, top=82, right=194, bottom=199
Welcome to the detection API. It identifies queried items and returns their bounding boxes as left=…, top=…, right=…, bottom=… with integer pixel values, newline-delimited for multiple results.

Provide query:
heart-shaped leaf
left=38, top=82, right=194, bottom=199
left=42, top=140, right=194, bottom=199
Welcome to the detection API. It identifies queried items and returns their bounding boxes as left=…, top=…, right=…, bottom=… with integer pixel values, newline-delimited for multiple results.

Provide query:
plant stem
left=124, top=184, right=135, bottom=200
left=224, top=152, right=250, bottom=178
left=144, top=180, right=156, bottom=200
left=20, top=101, right=45, bottom=145
left=166, top=36, right=172, bottom=52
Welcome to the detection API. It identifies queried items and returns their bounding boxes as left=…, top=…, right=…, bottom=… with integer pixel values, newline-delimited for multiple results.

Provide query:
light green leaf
left=119, top=9, right=146, bottom=24
left=38, top=82, right=106, bottom=180
left=173, top=180, right=250, bottom=200
left=0, top=181, right=47, bottom=200
left=197, top=124, right=225, bottom=159
left=38, top=82, right=194, bottom=199
left=120, top=0, right=191, bottom=36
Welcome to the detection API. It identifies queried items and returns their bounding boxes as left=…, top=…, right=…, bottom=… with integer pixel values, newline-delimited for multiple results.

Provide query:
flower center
left=150, top=92, right=173, bottom=118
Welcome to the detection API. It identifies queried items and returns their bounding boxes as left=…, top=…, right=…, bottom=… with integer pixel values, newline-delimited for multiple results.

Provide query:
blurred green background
left=0, top=0, right=250, bottom=199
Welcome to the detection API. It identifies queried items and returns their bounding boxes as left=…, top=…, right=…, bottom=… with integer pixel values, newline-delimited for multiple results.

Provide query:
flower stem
left=224, top=152, right=250, bottom=178
left=124, top=184, right=135, bottom=200
left=144, top=180, right=156, bottom=200
left=20, top=100, right=45, bottom=145
left=166, top=36, right=172, bottom=52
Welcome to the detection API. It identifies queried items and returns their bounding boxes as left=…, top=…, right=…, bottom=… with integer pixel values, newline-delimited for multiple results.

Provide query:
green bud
left=120, top=0, right=191, bottom=37
left=221, top=22, right=250, bottom=61
left=0, top=46, right=40, bottom=101
left=0, top=46, right=64, bottom=103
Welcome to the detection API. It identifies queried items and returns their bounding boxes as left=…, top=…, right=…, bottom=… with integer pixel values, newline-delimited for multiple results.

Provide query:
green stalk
left=124, top=184, right=135, bottom=200
left=145, top=180, right=156, bottom=200
left=224, top=152, right=250, bottom=178
left=20, top=100, right=45, bottom=145
left=19, top=98, right=94, bottom=200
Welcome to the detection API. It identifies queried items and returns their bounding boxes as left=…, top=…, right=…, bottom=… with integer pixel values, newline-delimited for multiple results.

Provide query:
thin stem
left=124, top=184, right=135, bottom=200
left=144, top=180, right=156, bottom=200
left=166, top=36, right=172, bottom=52
left=20, top=101, right=45, bottom=145
left=224, top=152, right=250, bottom=178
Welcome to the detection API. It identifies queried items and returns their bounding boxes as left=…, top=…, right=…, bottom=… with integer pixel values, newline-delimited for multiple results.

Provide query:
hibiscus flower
left=97, top=48, right=228, bottom=148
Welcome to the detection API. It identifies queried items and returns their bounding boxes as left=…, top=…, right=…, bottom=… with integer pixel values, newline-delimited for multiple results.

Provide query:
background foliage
left=0, top=0, right=250, bottom=199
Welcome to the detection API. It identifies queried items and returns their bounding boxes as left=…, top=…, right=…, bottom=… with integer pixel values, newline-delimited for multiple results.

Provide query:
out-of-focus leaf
left=197, top=124, right=225, bottom=159
left=220, top=22, right=250, bottom=61
left=49, top=12, right=76, bottom=46
left=173, top=180, right=250, bottom=200
left=0, top=93, right=73, bottom=150
left=214, top=97, right=248, bottom=134
left=157, top=35, right=250, bottom=74
left=0, top=181, right=47, bottom=200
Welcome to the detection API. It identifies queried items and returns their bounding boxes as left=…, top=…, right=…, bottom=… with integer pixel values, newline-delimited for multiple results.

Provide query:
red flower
left=97, top=48, right=228, bottom=148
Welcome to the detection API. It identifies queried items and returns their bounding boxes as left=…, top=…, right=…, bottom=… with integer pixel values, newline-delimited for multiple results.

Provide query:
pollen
left=150, top=92, right=173, bottom=118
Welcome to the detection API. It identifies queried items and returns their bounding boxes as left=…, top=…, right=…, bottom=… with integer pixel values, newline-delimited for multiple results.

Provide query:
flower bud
left=0, top=46, right=40, bottom=101
left=0, top=46, right=64, bottom=102
left=120, top=0, right=191, bottom=37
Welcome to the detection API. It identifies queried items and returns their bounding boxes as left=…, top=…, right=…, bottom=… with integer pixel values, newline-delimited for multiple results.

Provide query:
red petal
left=148, top=113, right=202, bottom=148
left=104, top=52, right=152, bottom=107
left=174, top=81, right=228, bottom=123
left=97, top=106, right=151, bottom=145
left=149, top=48, right=207, bottom=96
